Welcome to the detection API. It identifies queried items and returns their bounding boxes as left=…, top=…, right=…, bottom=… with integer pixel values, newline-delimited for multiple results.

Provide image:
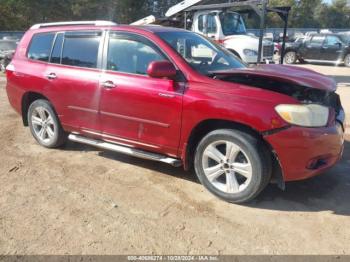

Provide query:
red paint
left=147, top=61, right=177, bottom=79
left=6, top=24, right=345, bottom=182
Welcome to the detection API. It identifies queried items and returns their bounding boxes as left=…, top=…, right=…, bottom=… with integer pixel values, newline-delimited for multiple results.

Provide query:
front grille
left=263, top=45, right=274, bottom=58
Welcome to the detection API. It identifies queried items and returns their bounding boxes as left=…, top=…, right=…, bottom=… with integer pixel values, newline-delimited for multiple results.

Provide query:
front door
left=321, top=35, right=344, bottom=61
left=99, top=32, right=184, bottom=156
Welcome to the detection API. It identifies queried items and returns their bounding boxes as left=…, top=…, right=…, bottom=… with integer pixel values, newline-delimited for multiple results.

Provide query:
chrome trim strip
left=100, top=111, right=170, bottom=128
left=68, top=106, right=98, bottom=114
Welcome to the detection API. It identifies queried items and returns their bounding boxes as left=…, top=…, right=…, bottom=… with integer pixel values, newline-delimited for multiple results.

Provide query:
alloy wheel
left=284, top=52, right=296, bottom=64
left=201, top=140, right=253, bottom=194
left=31, top=106, right=56, bottom=144
left=345, top=55, right=350, bottom=67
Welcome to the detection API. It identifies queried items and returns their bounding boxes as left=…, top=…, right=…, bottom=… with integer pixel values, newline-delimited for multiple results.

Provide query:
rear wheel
left=28, top=99, right=67, bottom=148
left=194, top=129, right=272, bottom=203
left=345, top=54, right=350, bottom=68
left=283, top=51, right=297, bottom=64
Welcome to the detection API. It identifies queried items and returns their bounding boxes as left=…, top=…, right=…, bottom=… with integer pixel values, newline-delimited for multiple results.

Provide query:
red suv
left=6, top=21, right=345, bottom=203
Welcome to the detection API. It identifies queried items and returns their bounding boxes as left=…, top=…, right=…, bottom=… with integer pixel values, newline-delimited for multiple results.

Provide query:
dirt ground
left=0, top=64, right=350, bottom=255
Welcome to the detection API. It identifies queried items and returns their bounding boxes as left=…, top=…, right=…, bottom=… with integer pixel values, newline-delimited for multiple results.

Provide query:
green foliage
left=0, top=0, right=349, bottom=30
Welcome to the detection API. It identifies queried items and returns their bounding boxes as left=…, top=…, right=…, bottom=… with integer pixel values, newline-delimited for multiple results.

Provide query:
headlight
left=243, top=49, right=258, bottom=56
left=275, top=104, right=329, bottom=127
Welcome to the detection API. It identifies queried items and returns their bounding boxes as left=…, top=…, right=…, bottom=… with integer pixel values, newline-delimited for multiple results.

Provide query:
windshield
left=339, top=34, right=350, bottom=45
left=0, top=41, right=17, bottom=51
left=219, top=12, right=247, bottom=36
left=156, top=31, right=246, bottom=76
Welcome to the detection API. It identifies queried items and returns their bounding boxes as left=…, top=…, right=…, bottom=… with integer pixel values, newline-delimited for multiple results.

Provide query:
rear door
left=302, top=35, right=325, bottom=60
left=45, top=31, right=103, bottom=134
left=98, top=31, right=184, bottom=156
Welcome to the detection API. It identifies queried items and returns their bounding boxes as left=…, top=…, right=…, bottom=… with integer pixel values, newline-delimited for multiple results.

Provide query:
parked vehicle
left=132, top=0, right=275, bottom=64
left=6, top=21, right=345, bottom=203
left=0, top=40, right=17, bottom=72
left=284, top=33, right=350, bottom=67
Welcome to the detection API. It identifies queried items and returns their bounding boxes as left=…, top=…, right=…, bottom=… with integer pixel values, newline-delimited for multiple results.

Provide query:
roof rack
left=30, top=20, right=117, bottom=29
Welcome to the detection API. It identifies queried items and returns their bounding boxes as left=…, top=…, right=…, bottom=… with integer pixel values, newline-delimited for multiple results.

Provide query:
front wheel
left=283, top=51, right=297, bottom=64
left=194, top=129, right=272, bottom=203
left=345, top=54, right=350, bottom=68
left=28, top=99, right=67, bottom=148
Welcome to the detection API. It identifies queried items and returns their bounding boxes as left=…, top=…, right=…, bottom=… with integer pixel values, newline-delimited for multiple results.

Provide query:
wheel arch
left=183, top=118, right=284, bottom=187
left=21, top=92, right=51, bottom=126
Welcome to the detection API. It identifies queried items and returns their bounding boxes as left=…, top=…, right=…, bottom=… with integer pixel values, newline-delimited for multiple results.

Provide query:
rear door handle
left=45, top=73, right=57, bottom=79
left=102, top=81, right=116, bottom=89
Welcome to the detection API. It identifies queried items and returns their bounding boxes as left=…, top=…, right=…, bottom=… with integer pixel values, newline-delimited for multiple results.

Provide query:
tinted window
left=310, top=35, right=325, bottom=46
left=219, top=12, right=247, bottom=36
left=339, top=34, right=350, bottom=44
left=198, top=15, right=204, bottom=32
left=207, top=15, right=217, bottom=34
left=107, top=34, right=165, bottom=75
left=325, top=35, right=341, bottom=46
left=50, top=33, right=64, bottom=64
left=28, top=33, right=55, bottom=61
left=61, top=32, right=101, bottom=68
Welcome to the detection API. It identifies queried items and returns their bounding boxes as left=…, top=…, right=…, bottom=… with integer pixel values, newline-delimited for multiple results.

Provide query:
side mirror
left=336, top=42, right=342, bottom=48
left=147, top=61, right=177, bottom=79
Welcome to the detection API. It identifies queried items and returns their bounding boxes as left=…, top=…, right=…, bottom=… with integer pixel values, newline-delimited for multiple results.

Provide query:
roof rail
left=30, top=20, right=117, bottom=30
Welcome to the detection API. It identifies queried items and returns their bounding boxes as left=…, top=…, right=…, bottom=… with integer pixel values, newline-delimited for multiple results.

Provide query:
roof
left=128, top=25, right=189, bottom=33
left=29, top=21, right=190, bottom=35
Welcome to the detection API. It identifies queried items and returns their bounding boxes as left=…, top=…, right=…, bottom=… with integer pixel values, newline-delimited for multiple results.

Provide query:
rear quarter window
left=27, top=33, right=55, bottom=62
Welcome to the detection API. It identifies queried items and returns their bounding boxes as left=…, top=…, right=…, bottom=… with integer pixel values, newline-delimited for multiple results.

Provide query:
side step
left=68, top=134, right=182, bottom=167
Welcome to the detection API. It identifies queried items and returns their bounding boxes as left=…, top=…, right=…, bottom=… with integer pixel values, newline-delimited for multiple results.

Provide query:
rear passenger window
left=27, top=33, right=55, bottom=62
left=61, top=32, right=101, bottom=68
left=107, top=33, right=165, bottom=75
left=50, top=33, right=64, bottom=64
left=310, top=36, right=325, bottom=47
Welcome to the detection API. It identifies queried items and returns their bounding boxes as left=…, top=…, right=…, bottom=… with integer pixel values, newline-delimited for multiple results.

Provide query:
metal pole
left=280, top=12, right=288, bottom=64
left=184, top=12, right=187, bottom=30
left=257, top=0, right=267, bottom=64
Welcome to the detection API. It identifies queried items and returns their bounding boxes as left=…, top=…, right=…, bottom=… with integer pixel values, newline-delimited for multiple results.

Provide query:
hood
left=210, top=64, right=336, bottom=92
left=224, top=35, right=272, bottom=49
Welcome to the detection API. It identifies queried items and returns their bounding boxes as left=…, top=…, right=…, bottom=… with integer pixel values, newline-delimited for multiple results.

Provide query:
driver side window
left=325, top=36, right=341, bottom=46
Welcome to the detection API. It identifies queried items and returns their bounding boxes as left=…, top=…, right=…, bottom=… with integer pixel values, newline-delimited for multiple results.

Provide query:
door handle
left=45, top=73, right=57, bottom=79
left=159, top=93, right=175, bottom=98
left=102, top=81, right=116, bottom=89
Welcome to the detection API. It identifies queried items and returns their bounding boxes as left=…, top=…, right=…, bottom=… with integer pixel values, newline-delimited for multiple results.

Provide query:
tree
left=0, top=0, right=350, bottom=31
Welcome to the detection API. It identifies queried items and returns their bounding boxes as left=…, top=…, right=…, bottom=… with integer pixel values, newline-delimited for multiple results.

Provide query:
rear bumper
left=264, top=124, right=345, bottom=182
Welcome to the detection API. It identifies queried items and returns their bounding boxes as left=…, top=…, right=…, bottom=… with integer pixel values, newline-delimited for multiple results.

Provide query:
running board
left=68, top=134, right=182, bottom=167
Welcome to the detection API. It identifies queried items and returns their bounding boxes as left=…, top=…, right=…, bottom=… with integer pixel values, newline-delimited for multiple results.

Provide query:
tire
left=345, top=54, right=350, bottom=68
left=283, top=51, right=297, bottom=64
left=298, top=58, right=306, bottom=64
left=28, top=99, right=67, bottom=148
left=194, top=129, right=272, bottom=203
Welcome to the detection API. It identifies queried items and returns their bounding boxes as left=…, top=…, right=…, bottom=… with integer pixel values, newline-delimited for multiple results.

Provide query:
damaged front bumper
left=264, top=118, right=345, bottom=182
